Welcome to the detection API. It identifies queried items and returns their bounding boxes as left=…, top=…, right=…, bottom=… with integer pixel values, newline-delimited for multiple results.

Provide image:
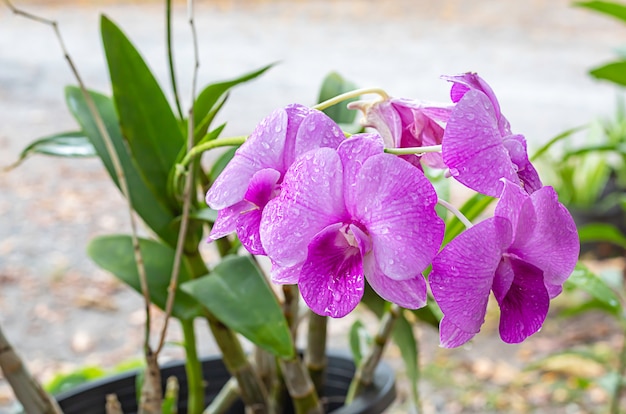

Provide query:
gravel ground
left=1, top=0, right=626, bottom=412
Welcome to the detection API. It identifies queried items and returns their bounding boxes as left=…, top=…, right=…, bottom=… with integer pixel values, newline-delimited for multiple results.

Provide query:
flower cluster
left=206, top=73, right=579, bottom=347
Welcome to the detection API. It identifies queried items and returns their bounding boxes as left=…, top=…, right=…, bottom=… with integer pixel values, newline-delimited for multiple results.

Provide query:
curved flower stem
left=345, top=304, right=400, bottom=405
left=305, top=311, right=328, bottom=396
left=179, top=135, right=247, bottom=169
left=437, top=199, right=473, bottom=229
left=313, top=88, right=390, bottom=111
left=384, top=145, right=442, bottom=155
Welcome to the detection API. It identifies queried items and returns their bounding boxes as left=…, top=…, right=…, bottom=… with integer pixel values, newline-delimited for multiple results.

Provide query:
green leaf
left=194, top=63, right=274, bottom=138
left=101, top=15, right=185, bottom=204
left=65, top=86, right=179, bottom=247
left=181, top=256, right=294, bottom=358
left=188, top=207, right=218, bottom=223
left=530, top=125, right=587, bottom=161
left=564, top=262, right=622, bottom=316
left=317, top=72, right=359, bottom=124
left=7, top=131, right=95, bottom=170
left=590, top=61, right=626, bottom=87
left=46, top=366, right=106, bottom=395
left=87, top=235, right=204, bottom=321
left=348, top=320, right=369, bottom=366
left=578, top=222, right=626, bottom=249
left=575, top=1, right=626, bottom=24
left=393, top=313, right=420, bottom=409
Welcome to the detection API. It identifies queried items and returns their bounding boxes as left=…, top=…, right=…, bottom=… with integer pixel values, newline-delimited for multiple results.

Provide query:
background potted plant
left=535, top=0, right=626, bottom=257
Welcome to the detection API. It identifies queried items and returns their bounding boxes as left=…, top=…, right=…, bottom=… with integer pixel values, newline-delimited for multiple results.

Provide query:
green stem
left=279, top=357, right=323, bottom=414
left=166, top=0, right=184, bottom=120
left=345, top=304, right=400, bottom=404
left=181, top=319, right=204, bottom=414
left=313, top=87, right=390, bottom=111
left=305, top=311, right=327, bottom=397
left=384, top=144, right=442, bottom=155
left=205, top=313, right=269, bottom=412
left=180, top=136, right=247, bottom=169
left=610, top=323, right=626, bottom=414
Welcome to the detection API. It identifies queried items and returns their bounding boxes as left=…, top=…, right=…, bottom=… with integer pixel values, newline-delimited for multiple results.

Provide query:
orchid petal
left=206, top=108, right=288, bottom=209
left=495, top=179, right=537, bottom=245
left=362, top=100, right=402, bottom=148
left=514, top=186, right=579, bottom=289
left=430, top=217, right=513, bottom=347
left=209, top=201, right=248, bottom=241
left=260, top=148, right=347, bottom=268
left=442, top=73, right=502, bottom=122
left=288, top=108, right=345, bottom=168
left=337, top=134, right=385, bottom=208
left=442, top=90, right=518, bottom=197
left=353, top=153, right=444, bottom=279
left=496, top=258, right=549, bottom=343
left=232, top=168, right=281, bottom=255
left=503, top=134, right=543, bottom=194
left=439, top=317, right=479, bottom=348
left=299, top=223, right=365, bottom=318
left=363, top=254, right=427, bottom=309
left=270, top=261, right=302, bottom=285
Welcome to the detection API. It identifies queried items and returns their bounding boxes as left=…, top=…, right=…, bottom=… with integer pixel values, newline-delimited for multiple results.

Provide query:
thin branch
left=4, top=1, right=161, bottom=411
left=155, top=0, right=200, bottom=355
left=166, top=0, right=184, bottom=120
left=0, top=324, right=63, bottom=414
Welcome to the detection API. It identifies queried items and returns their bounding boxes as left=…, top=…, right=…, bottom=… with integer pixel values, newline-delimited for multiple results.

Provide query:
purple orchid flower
left=260, top=133, right=445, bottom=318
left=429, top=179, right=579, bottom=347
left=350, top=98, right=452, bottom=169
left=205, top=104, right=344, bottom=255
left=441, top=73, right=542, bottom=197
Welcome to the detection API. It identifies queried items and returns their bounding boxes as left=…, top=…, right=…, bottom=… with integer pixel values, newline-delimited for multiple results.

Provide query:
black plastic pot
left=55, top=352, right=396, bottom=414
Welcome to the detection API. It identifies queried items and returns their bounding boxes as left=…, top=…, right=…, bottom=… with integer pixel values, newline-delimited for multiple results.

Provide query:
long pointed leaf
left=181, top=255, right=294, bottom=358
left=65, top=86, right=179, bottom=246
left=578, top=222, right=626, bottom=249
left=8, top=131, right=94, bottom=170
left=193, top=63, right=274, bottom=137
left=590, top=61, right=626, bottom=87
left=575, top=1, right=626, bottom=24
left=564, top=262, right=623, bottom=317
left=101, top=15, right=185, bottom=204
left=88, top=235, right=203, bottom=321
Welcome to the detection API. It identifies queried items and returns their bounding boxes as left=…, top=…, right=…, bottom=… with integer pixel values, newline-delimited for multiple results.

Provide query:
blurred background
left=2, top=0, right=626, bottom=412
